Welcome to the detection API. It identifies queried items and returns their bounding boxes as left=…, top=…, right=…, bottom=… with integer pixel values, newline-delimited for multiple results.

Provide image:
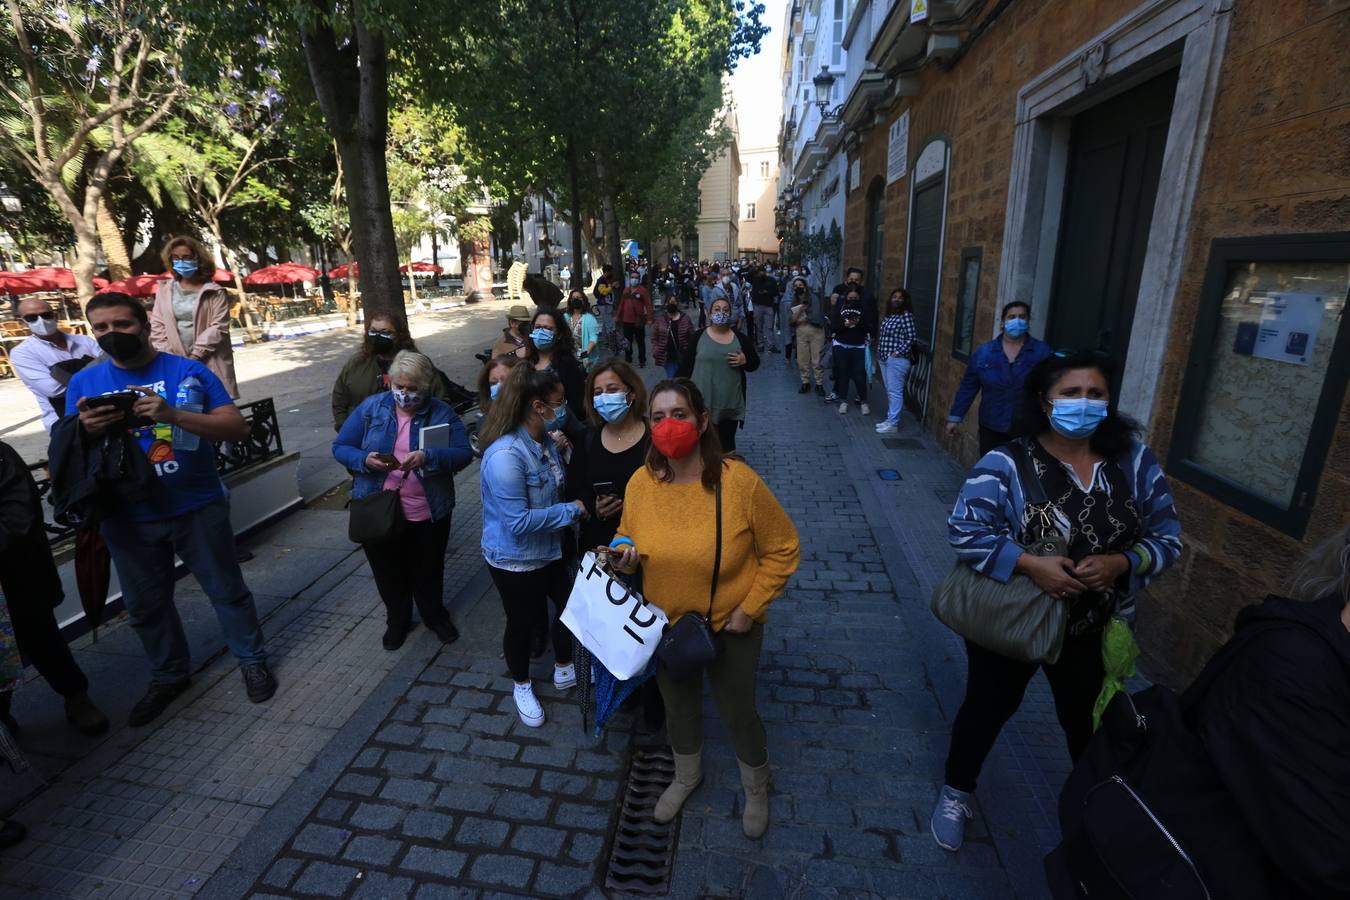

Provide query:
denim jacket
left=332, top=392, right=473, bottom=522
left=480, top=426, right=579, bottom=569
left=947, top=336, right=1053, bottom=432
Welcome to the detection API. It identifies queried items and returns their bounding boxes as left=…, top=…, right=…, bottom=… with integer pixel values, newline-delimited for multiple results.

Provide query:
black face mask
left=666, top=305, right=679, bottom=315
left=98, top=330, right=144, bottom=363
left=369, top=333, right=396, bottom=354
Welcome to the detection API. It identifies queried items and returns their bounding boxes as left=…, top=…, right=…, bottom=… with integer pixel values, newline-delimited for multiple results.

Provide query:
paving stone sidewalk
left=201, top=354, right=1067, bottom=899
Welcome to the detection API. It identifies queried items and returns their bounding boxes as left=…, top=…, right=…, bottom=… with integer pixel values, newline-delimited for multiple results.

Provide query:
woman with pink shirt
left=334, top=351, right=473, bottom=650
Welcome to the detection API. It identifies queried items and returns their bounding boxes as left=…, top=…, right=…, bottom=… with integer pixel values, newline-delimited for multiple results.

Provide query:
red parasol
left=243, top=262, right=321, bottom=285
left=328, top=262, right=358, bottom=279
left=100, top=274, right=170, bottom=297
left=211, top=268, right=234, bottom=282
left=400, top=261, right=443, bottom=274
left=1, top=267, right=108, bottom=293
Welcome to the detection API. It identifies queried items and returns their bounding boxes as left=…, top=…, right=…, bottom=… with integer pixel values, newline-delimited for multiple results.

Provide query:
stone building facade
left=696, top=104, right=742, bottom=262
left=738, top=144, right=780, bottom=258
left=832, top=0, right=1350, bottom=684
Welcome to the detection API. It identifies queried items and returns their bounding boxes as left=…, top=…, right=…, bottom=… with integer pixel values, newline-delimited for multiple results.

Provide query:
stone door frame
left=994, top=0, right=1233, bottom=425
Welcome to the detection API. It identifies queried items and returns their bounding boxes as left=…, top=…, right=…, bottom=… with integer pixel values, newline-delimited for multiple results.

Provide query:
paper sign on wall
left=1252, top=292, right=1324, bottom=367
left=912, top=0, right=929, bottom=24
left=849, top=158, right=860, bottom=193
left=887, top=111, right=910, bottom=185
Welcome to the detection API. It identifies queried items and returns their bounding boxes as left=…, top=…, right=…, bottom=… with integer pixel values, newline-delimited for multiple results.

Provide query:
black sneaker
left=128, top=679, right=190, bottom=727
left=798, top=383, right=810, bottom=394
left=815, top=384, right=826, bottom=397
left=382, top=626, right=408, bottom=651
left=241, top=662, right=277, bottom=703
left=431, top=621, right=460, bottom=645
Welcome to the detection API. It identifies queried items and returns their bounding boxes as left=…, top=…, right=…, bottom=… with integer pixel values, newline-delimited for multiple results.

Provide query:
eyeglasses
left=21, top=312, right=55, bottom=323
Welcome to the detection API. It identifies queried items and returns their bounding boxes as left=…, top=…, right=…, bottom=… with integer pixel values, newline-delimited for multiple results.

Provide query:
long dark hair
left=886, top=287, right=913, bottom=316
left=479, top=363, right=562, bottom=450
left=645, top=378, right=728, bottom=491
left=362, top=312, right=417, bottom=358
left=566, top=290, right=591, bottom=315
left=1020, top=350, right=1140, bottom=457
left=526, top=308, right=577, bottom=364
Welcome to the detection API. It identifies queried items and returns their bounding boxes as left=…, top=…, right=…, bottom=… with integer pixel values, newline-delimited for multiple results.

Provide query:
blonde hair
left=1286, top=524, right=1350, bottom=606
left=386, top=350, right=436, bottom=392
left=161, top=235, right=215, bottom=275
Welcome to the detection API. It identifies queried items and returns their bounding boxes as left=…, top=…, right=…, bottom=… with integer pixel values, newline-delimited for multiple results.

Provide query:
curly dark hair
left=526, top=308, right=577, bottom=363
left=1019, top=350, right=1140, bottom=457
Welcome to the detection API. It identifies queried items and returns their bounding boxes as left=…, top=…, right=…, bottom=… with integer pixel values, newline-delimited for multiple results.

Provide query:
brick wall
left=843, top=0, right=1350, bottom=685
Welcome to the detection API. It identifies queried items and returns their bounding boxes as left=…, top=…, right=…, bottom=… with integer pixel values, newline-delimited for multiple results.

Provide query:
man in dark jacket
left=749, top=268, right=780, bottom=353
left=0, top=440, right=108, bottom=736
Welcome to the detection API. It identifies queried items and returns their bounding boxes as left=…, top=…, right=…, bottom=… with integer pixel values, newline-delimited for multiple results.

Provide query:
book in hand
left=418, top=422, right=450, bottom=450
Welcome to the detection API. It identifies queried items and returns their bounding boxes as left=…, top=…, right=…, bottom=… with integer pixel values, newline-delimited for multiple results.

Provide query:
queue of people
left=9, top=243, right=1347, bottom=898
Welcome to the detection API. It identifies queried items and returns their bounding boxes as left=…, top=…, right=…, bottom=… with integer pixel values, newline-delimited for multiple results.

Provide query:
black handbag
left=348, top=470, right=407, bottom=544
left=657, top=481, right=723, bottom=681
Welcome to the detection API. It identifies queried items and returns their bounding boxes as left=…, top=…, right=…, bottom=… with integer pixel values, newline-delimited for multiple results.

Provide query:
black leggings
left=715, top=419, right=738, bottom=453
left=944, top=633, right=1105, bottom=793
left=489, top=558, right=576, bottom=682
left=622, top=324, right=647, bottom=365
left=833, top=346, right=868, bottom=404
left=363, top=517, right=453, bottom=633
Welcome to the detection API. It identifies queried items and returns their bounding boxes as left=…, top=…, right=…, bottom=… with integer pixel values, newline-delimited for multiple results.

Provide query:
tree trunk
left=566, top=135, right=585, bottom=291
left=70, top=227, right=101, bottom=311
left=95, top=194, right=132, bottom=281
left=299, top=12, right=404, bottom=327
left=599, top=178, right=623, bottom=287
left=406, top=248, right=419, bottom=305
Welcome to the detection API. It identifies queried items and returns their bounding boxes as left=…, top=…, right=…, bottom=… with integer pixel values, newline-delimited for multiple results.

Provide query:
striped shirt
left=878, top=312, right=916, bottom=360
left=947, top=438, right=1182, bottom=619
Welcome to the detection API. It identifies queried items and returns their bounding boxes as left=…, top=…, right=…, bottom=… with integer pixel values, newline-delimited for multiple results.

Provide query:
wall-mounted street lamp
left=0, top=184, right=22, bottom=213
left=812, top=66, right=836, bottom=112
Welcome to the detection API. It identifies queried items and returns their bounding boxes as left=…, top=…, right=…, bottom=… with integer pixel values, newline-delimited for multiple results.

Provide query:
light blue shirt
left=479, top=426, right=579, bottom=570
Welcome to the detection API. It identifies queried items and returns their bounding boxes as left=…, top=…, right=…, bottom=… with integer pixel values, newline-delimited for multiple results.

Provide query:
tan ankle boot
left=737, top=758, right=770, bottom=838
left=653, top=749, right=702, bottom=824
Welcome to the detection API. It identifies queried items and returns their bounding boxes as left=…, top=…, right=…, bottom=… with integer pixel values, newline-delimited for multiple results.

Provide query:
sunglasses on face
left=21, top=312, right=55, bottom=323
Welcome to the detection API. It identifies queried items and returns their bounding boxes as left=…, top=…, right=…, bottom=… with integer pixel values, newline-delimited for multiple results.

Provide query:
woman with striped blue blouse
left=930, top=349, right=1182, bottom=853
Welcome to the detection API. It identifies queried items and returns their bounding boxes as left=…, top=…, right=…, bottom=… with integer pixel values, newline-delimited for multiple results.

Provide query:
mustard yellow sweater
left=616, top=459, right=800, bottom=630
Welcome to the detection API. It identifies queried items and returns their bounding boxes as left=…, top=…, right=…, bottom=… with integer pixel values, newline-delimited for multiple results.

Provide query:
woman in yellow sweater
left=609, top=378, right=799, bottom=838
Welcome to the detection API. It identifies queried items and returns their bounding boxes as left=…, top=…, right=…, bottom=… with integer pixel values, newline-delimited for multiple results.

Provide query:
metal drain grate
left=604, top=746, right=679, bottom=895
left=882, top=438, right=924, bottom=449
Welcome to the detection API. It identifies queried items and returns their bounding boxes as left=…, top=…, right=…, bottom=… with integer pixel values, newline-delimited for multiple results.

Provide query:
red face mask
left=651, top=417, right=700, bottom=459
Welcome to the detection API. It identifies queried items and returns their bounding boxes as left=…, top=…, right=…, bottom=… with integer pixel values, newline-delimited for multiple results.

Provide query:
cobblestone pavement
left=3, top=334, right=1079, bottom=899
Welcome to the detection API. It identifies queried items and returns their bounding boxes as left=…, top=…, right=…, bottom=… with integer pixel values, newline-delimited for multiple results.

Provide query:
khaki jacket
left=149, top=280, right=238, bottom=398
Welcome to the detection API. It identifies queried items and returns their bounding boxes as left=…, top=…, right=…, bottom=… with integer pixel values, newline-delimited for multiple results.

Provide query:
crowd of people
left=1, top=244, right=1347, bottom=900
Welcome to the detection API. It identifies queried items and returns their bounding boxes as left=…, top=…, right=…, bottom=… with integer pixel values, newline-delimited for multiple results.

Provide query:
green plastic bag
left=1093, top=616, right=1141, bottom=731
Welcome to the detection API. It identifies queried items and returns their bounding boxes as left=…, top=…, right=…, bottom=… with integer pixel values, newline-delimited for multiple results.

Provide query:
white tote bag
left=560, top=552, right=668, bottom=680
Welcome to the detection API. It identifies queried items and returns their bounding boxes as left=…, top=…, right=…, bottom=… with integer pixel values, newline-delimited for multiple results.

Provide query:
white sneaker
left=875, top=421, right=898, bottom=433
left=553, top=663, right=576, bottom=690
left=838, top=402, right=848, bottom=415
left=513, top=682, right=545, bottom=727
left=860, top=403, right=871, bottom=415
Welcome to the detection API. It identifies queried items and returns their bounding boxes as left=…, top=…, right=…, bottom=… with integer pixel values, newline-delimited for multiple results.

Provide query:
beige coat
left=149, top=279, right=238, bottom=398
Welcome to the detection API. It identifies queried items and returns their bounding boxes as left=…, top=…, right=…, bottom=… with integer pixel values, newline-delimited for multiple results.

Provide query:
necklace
left=606, top=421, right=644, bottom=444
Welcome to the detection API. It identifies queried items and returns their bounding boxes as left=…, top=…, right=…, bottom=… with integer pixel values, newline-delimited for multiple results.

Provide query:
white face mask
left=27, top=315, right=58, bottom=337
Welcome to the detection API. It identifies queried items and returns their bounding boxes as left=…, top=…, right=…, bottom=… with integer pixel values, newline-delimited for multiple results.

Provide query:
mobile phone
left=84, top=390, right=139, bottom=412
left=592, top=481, right=616, bottom=497
left=373, top=452, right=399, bottom=466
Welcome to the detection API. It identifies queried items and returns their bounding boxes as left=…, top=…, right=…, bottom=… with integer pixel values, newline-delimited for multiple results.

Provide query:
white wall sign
left=1253, top=292, right=1324, bottom=367
left=849, top=158, right=860, bottom=193
left=886, top=111, right=910, bottom=185
left=911, top=0, right=929, bottom=24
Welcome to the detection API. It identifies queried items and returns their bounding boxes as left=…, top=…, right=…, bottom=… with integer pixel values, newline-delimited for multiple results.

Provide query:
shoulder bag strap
left=707, top=478, right=723, bottom=619
left=1011, top=439, right=1049, bottom=508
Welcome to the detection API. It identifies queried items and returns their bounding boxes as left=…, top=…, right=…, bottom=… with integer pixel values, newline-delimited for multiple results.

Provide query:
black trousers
left=489, top=558, right=576, bottom=682
left=363, top=517, right=453, bottom=633
left=5, top=594, right=88, bottom=698
left=715, top=419, right=738, bottom=453
left=978, top=426, right=1015, bottom=457
left=622, top=324, right=647, bottom=366
left=944, top=634, right=1105, bottom=793
left=833, top=346, right=868, bottom=404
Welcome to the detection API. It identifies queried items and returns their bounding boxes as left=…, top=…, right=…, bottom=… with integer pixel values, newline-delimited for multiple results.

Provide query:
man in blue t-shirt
left=66, top=293, right=275, bottom=726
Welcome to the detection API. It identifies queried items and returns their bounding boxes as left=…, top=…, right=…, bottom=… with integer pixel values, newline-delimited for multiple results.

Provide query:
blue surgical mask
left=172, top=259, right=199, bottom=278
left=530, top=328, right=555, bottom=350
left=1049, top=398, right=1109, bottom=439
left=489, top=382, right=502, bottom=400
left=1004, top=317, right=1029, bottom=338
left=711, top=311, right=730, bottom=327
left=593, top=392, right=631, bottom=424
left=543, top=402, right=568, bottom=431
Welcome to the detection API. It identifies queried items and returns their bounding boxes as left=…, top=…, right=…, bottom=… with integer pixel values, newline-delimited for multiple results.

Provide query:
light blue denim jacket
left=332, top=392, right=473, bottom=522
left=479, top=426, right=579, bottom=569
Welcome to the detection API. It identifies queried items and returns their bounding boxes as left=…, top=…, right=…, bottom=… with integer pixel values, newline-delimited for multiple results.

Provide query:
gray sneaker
left=930, top=785, right=973, bottom=851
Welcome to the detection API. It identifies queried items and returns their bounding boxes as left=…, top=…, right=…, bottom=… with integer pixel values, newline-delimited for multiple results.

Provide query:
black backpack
left=1046, top=622, right=1297, bottom=900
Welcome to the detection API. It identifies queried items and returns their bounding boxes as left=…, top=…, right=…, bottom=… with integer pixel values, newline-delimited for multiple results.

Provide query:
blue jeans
left=882, top=355, right=912, bottom=425
left=663, top=360, right=680, bottom=379
left=102, top=497, right=266, bottom=683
